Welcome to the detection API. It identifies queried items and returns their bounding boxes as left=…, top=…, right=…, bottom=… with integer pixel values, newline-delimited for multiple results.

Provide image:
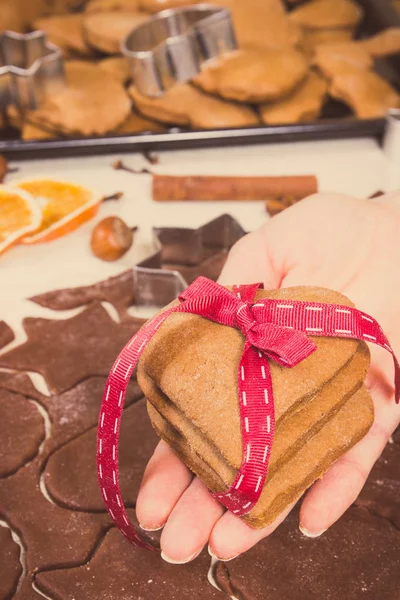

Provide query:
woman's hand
left=136, top=192, right=400, bottom=563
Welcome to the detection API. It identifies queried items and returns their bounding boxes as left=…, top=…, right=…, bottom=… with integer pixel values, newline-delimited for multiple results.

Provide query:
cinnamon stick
left=152, top=174, right=318, bottom=202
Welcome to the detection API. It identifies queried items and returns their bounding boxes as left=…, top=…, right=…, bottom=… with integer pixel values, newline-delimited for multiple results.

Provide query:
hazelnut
left=90, top=216, right=136, bottom=262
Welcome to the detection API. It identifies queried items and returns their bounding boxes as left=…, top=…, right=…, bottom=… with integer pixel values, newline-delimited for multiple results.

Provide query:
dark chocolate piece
left=215, top=506, right=400, bottom=600
left=36, top=529, right=227, bottom=600
left=0, top=303, right=141, bottom=394
left=45, top=399, right=158, bottom=510
left=0, top=525, right=22, bottom=600
left=0, top=320, right=14, bottom=350
left=0, top=389, right=45, bottom=477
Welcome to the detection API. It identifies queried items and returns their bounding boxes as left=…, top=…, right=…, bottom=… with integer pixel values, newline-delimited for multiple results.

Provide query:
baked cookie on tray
left=129, top=83, right=260, bottom=129
left=22, top=61, right=132, bottom=136
left=259, top=71, right=328, bottom=124
left=193, top=48, right=308, bottom=103
left=82, top=10, right=148, bottom=54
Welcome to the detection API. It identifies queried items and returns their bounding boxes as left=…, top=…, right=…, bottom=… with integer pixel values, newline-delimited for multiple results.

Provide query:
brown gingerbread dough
left=36, top=530, right=227, bottom=599
left=45, top=399, right=158, bottom=510
left=0, top=303, right=141, bottom=394
left=138, top=286, right=373, bottom=528
left=215, top=506, right=400, bottom=600
left=0, top=526, right=22, bottom=600
left=0, top=371, right=47, bottom=402
left=29, top=269, right=135, bottom=320
left=46, top=377, right=142, bottom=451
left=0, top=320, right=14, bottom=350
left=0, top=389, right=45, bottom=477
left=0, top=459, right=110, bottom=574
left=356, top=439, right=400, bottom=530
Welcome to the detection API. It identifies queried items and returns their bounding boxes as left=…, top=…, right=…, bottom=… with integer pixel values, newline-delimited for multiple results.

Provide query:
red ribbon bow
left=97, top=277, right=400, bottom=551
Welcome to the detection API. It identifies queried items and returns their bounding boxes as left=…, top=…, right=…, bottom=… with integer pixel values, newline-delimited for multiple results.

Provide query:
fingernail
left=299, top=524, right=326, bottom=538
left=139, top=523, right=164, bottom=532
left=208, top=545, right=240, bottom=562
left=161, top=550, right=201, bottom=565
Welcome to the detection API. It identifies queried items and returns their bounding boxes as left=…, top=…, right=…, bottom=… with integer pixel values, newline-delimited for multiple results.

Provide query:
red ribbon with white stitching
left=96, top=277, right=400, bottom=551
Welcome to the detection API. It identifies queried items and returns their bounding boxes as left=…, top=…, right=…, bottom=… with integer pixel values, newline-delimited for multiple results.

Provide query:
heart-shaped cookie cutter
left=122, top=4, right=237, bottom=97
left=0, top=30, right=65, bottom=111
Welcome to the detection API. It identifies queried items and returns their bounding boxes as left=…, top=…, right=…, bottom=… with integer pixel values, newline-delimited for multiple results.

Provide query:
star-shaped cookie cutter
left=0, top=30, right=65, bottom=111
left=122, top=4, right=237, bottom=97
left=131, top=214, right=246, bottom=317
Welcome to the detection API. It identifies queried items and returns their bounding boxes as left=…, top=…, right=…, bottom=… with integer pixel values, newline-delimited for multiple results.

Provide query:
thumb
left=218, top=225, right=282, bottom=289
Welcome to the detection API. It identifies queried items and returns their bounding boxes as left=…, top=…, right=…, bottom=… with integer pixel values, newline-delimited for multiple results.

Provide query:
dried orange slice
left=17, top=179, right=101, bottom=244
left=0, top=185, right=42, bottom=255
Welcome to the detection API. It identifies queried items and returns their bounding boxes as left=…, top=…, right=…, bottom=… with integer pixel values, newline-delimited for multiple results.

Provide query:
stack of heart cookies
left=137, top=286, right=374, bottom=528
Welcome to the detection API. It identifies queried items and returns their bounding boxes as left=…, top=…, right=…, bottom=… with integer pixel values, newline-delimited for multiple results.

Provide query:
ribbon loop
left=250, top=322, right=317, bottom=368
left=235, top=302, right=258, bottom=336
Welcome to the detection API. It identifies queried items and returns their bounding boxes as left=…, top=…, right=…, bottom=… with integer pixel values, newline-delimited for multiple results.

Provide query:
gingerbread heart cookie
left=137, top=286, right=373, bottom=528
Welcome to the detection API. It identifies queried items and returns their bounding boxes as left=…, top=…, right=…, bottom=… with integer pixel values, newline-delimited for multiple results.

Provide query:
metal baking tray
left=1, top=0, right=399, bottom=159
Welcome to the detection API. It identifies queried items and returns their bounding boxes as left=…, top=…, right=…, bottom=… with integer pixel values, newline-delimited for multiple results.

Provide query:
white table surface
left=0, top=136, right=394, bottom=368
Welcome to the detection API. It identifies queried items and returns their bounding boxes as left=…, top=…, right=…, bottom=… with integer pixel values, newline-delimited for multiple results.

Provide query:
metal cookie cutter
left=122, top=4, right=237, bottom=97
left=130, top=214, right=246, bottom=318
left=0, top=30, right=65, bottom=111
left=383, top=108, right=400, bottom=163
left=383, top=108, right=400, bottom=190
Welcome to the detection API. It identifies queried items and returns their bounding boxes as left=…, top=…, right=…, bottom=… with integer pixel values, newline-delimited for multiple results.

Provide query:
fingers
left=136, top=441, right=193, bottom=531
left=208, top=502, right=295, bottom=561
left=160, top=478, right=224, bottom=563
